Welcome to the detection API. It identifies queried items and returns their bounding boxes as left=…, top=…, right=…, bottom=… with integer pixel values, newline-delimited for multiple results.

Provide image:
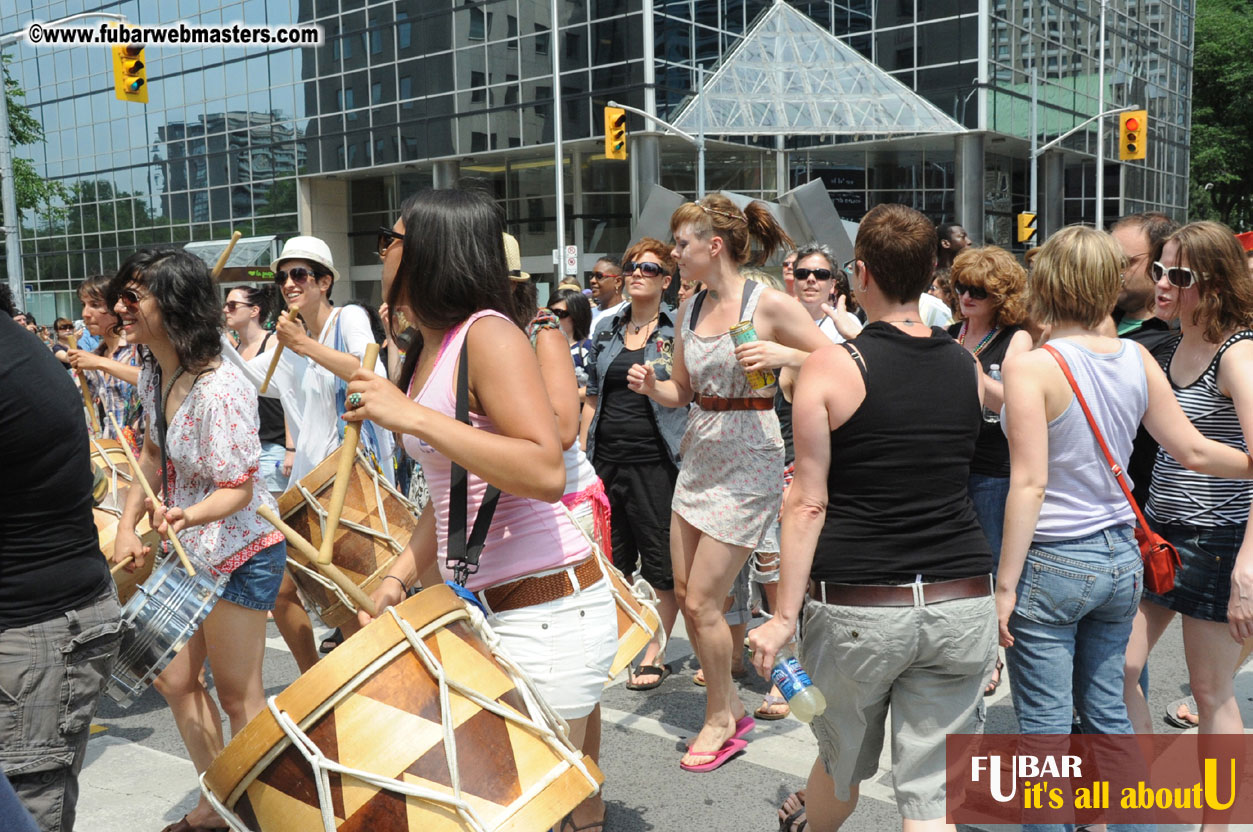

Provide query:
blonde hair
left=669, top=193, right=793, bottom=266
left=740, top=266, right=784, bottom=292
left=1029, top=226, right=1124, bottom=329
left=1168, top=221, right=1253, bottom=344
left=950, top=246, right=1029, bottom=327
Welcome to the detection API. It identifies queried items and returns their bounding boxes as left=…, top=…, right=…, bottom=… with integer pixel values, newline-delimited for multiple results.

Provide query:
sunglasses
left=623, top=261, right=668, bottom=278
left=952, top=281, right=989, bottom=300
left=223, top=301, right=256, bottom=312
left=547, top=306, right=571, bottom=319
left=273, top=266, right=316, bottom=287
left=57, top=325, right=74, bottom=332
left=794, top=267, right=833, bottom=282
left=842, top=259, right=857, bottom=277
left=377, top=226, right=405, bottom=258
left=1151, top=261, right=1199, bottom=289
left=590, top=270, right=620, bottom=282
left=117, top=287, right=148, bottom=307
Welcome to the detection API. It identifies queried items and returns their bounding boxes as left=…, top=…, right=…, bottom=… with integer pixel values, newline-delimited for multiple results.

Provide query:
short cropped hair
left=794, top=241, right=835, bottom=271
left=1029, top=226, right=1124, bottom=329
left=855, top=204, right=937, bottom=304
left=1112, top=212, right=1179, bottom=265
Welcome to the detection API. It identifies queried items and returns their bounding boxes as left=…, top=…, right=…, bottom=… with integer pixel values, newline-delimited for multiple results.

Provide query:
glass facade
left=4, top=0, right=1193, bottom=317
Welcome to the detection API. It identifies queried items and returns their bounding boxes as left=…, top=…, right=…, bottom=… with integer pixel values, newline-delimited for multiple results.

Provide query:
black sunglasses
left=57, top=325, right=74, bottom=331
left=547, top=306, right=571, bottom=319
left=1151, top=261, right=1199, bottom=289
left=117, top=287, right=147, bottom=307
left=794, top=267, right=833, bottom=282
left=223, top=301, right=256, bottom=312
left=273, top=267, right=316, bottom=287
left=623, top=261, right=668, bottom=278
left=952, top=281, right=989, bottom=300
left=377, top=226, right=405, bottom=258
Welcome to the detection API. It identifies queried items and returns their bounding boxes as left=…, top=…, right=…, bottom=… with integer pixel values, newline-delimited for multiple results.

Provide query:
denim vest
left=584, top=302, right=688, bottom=466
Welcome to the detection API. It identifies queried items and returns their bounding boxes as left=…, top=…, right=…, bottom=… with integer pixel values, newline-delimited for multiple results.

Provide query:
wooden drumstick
left=257, top=505, right=377, bottom=617
left=68, top=333, right=102, bottom=435
left=317, top=342, right=380, bottom=565
left=211, top=230, right=242, bottom=279
left=259, top=307, right=300, bottom=395
left=110, top=556, right=135, bottom=576
left=105, top=411, right=196, bottom=577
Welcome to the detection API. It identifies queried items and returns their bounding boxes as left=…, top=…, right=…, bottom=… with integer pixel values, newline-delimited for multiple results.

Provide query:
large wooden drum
left=94, top=507, right=159, bottom=605
left=90, top=437, right=138, bottom=513
left=602, top=558, right=662, bottom=681
left=279, top=448, right=419, bottom=629
left=202, top=584, right=603, bottom=831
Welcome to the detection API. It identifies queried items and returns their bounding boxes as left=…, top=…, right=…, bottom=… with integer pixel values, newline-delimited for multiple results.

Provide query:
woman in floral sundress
left=629, top=194, right=831, bottom=772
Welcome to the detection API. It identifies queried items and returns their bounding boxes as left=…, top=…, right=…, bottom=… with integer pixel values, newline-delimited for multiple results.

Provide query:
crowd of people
left=3, top=194, right=1253, bottom=832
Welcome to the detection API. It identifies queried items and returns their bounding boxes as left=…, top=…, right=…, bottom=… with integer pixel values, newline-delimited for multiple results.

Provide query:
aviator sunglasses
left=952, top=281, right=989, bottom=301
left=1151, top=261, right=1200, bottom=289
left=623, top=261, right=669, bottom=278
left=273, top=266, right=317, bottom=287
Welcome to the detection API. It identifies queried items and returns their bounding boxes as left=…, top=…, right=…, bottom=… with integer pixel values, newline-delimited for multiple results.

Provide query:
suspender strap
left=447, top=336, right=502, bottom=586
left=688, top=279, right=758, bottom=329
left=1042, top=344, right=1152, bottom=531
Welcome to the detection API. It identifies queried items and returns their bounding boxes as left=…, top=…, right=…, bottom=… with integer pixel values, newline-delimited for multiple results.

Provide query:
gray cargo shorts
left=0, top=590, right=123, bottom=832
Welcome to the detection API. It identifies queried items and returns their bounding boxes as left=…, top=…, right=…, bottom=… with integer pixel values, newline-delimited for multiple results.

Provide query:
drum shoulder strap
left=448, top=337, right=501, bottom=586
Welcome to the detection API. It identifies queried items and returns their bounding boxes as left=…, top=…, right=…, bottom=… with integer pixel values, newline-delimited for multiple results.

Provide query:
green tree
left=2, top=54, right=68, bottom=222
left=1189, top=0, right=1253, bottom=229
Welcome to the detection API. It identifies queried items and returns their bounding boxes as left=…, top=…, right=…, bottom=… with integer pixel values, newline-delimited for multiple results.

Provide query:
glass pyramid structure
left=671, top=0, right=966, bottom=137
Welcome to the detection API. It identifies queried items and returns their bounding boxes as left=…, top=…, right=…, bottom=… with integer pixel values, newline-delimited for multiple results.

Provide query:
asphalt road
left=75, top=603, right=1237, bottom=832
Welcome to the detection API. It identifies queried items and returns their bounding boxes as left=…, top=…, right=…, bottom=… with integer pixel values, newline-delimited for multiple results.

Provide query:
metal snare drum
left=105, top=554, right=227, bottom=708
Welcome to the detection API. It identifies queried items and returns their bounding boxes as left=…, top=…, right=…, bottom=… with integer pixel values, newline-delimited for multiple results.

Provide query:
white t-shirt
left=918, top=292, right=954, bottom=328
left=590, top=299, right=627, bottom=329
left=817, top=314, right=845, bottom=344
left=221, top=305, right=395, bottom=485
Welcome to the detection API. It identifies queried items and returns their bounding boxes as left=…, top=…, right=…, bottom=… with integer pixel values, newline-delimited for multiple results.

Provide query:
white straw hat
left=271, top=235, right=340, bottom=282
left=503, top=233, right=530, bottom=281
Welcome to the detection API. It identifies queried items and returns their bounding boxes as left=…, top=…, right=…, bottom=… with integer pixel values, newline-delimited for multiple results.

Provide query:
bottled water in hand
left=771, top=645, right=827, bottom=723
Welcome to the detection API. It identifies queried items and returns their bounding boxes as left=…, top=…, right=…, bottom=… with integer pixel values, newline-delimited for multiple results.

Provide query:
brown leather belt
left=481, top=557, right=603, bottom=613
left=808, top=575, right=992, bottom=607
left=694, top=394, right=773, bottom=411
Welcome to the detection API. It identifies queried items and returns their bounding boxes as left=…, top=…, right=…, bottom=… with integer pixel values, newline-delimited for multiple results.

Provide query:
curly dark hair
left=0, top=284, right=15, bottom=318
left=108, top=248, right=223, bottom=372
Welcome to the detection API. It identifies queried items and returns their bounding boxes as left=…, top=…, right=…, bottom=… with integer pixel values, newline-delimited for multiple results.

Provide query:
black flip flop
left=625, top=664, right=671, bottom=691
left=319, top=627, right=343, bottom=654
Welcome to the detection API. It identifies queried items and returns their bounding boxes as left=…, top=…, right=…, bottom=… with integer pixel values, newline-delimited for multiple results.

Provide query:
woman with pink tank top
left=346, top=190, right=618, bottom=786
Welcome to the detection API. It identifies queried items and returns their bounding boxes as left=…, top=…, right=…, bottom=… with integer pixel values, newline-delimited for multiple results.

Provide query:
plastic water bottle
left=983, top=363, right=1002, bottom=423
left=771, top=645, right=827, bottom=723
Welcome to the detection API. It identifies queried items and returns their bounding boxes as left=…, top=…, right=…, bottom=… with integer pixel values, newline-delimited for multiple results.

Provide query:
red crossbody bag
left=1042, top=344, right=1180, bottom=594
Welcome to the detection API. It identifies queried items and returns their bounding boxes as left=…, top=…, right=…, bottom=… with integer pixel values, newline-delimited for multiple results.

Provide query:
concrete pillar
left=432, top=159, right=460, bottom=190
left=299, top=177, right=352, bottom=305
left=954, top=132, right=986, bottom=245
left=631, top=133, right=661, bottom=225
left=1042, top=151, right=1064, bottom=243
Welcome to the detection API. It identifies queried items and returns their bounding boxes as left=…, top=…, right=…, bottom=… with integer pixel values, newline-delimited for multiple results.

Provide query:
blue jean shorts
left=221, top=541, right=286, bottom=612
left=1143, top=521, right=1244, bottom=622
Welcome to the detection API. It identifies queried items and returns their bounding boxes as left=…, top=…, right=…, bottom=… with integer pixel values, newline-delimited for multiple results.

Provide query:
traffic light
left=1119, top=109, right=1147, bottom=161
left=604, top=106, right=627, bottom=160
left=1016, top=212, right=1037, bottom=244
left=113, top=43, right=148, bottom=104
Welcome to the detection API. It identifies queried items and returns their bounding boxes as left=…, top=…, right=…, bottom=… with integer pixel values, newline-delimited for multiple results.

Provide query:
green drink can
left=729, top=320, right=776, bottom=390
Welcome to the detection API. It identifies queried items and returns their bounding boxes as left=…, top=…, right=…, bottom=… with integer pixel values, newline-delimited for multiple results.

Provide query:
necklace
left=881, top=318, right=921, bottom=326
left=629, top=312, right=659, bottom=335
left=958, top=322, right=999, bottom=355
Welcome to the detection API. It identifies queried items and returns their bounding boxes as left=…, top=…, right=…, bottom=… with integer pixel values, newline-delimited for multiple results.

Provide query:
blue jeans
left=968, top=473, right=1009, bottom=567
left=1006, top=526, right=1149, bottom=832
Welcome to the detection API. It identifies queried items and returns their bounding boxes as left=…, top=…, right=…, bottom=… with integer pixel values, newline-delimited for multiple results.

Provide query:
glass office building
left=3, top=0, right=1193, bottom=318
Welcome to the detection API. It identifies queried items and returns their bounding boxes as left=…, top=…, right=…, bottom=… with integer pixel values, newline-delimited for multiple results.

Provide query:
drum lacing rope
left=293, top=449, right=407, bottom=554
left=560, top=503, right=666, bottom=660
left=200, top=603, right=599, bottom=832
left=89, top=435, right=132, bottom=511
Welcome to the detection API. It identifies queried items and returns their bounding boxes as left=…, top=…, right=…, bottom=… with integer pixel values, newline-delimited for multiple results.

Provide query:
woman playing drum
left=352, top=188, right=617, bottom=801
left=110, top=249, right=287, bottom=832
left=67, top=273, right=145, bottom=451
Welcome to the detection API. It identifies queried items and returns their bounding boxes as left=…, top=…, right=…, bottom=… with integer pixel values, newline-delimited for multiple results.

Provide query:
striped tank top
left=1147, top=331, right=1253, bottom=526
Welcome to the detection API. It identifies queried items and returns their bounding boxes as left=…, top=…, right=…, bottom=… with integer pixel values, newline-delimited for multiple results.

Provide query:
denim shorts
left=221, top=541, right=287, bottom=612
left=1142, top=521, right=1244, bottom=622
left=259, top=442, right=289, bottom=494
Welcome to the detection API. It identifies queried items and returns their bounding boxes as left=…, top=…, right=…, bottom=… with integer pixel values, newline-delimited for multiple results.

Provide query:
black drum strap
left=447, top=337, right=501, bottom=586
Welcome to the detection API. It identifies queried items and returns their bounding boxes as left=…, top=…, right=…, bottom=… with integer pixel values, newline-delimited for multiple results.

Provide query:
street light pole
left=1095, top=0, right=1108, bottom=229
left=0, top=13, right=127, bottom=307
left=549, top=0, right=565, bottom=277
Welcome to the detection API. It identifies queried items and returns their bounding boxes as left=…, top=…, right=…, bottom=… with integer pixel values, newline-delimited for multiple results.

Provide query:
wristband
left=285, top=447, right=295, bottom=452
left=382, top=574, right=407, bottom=594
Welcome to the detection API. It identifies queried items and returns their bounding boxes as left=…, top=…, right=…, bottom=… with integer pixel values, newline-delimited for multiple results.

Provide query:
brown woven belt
left=808, top=575, right=992, bottom=607
left=694, top=394, right=773, bottom=411
left=481, top=557, right=603, bottom=613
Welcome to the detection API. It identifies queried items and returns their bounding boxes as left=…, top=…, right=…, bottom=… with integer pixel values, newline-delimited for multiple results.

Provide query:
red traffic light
left=1125, top=117, right=1140, bottom=132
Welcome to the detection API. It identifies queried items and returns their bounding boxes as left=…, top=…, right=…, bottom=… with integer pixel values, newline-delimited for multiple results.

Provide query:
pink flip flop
left=679, top=738, right=748, bottom=773
left=733, top=714, right=756, bottom=740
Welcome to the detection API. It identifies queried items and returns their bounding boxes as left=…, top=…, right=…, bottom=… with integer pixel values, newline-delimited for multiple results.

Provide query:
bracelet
left=285, top=447, right=295, bottom=452
left=382, top=574, right=407, bottom=593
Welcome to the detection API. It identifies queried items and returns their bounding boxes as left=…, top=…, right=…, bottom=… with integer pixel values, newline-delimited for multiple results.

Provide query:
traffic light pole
left=0, top=13, right=126, bottom=307
left=606, top=98, right=706, bottom=198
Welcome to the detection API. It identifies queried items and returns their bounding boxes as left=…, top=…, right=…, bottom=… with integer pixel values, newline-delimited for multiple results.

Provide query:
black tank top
left=813, top=322, right=993, bottom=584
left=946, top=323, right=1022, bottom=478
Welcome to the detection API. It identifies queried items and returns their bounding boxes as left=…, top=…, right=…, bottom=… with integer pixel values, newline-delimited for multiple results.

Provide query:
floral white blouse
left=138, top=359, right=283, bottom=574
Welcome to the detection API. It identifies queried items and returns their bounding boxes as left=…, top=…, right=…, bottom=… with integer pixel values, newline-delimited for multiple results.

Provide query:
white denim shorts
left=485, top=566, right=617, bottom=720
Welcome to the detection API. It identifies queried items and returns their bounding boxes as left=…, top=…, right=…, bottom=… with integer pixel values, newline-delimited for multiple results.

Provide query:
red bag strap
left=1041, top=343, right=1154, bottom=533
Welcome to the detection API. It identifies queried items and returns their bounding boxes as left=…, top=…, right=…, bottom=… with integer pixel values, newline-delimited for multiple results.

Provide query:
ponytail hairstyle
left=668, top=193, right=793, bottom=267
left=237, top=283, right=282, bottom=329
